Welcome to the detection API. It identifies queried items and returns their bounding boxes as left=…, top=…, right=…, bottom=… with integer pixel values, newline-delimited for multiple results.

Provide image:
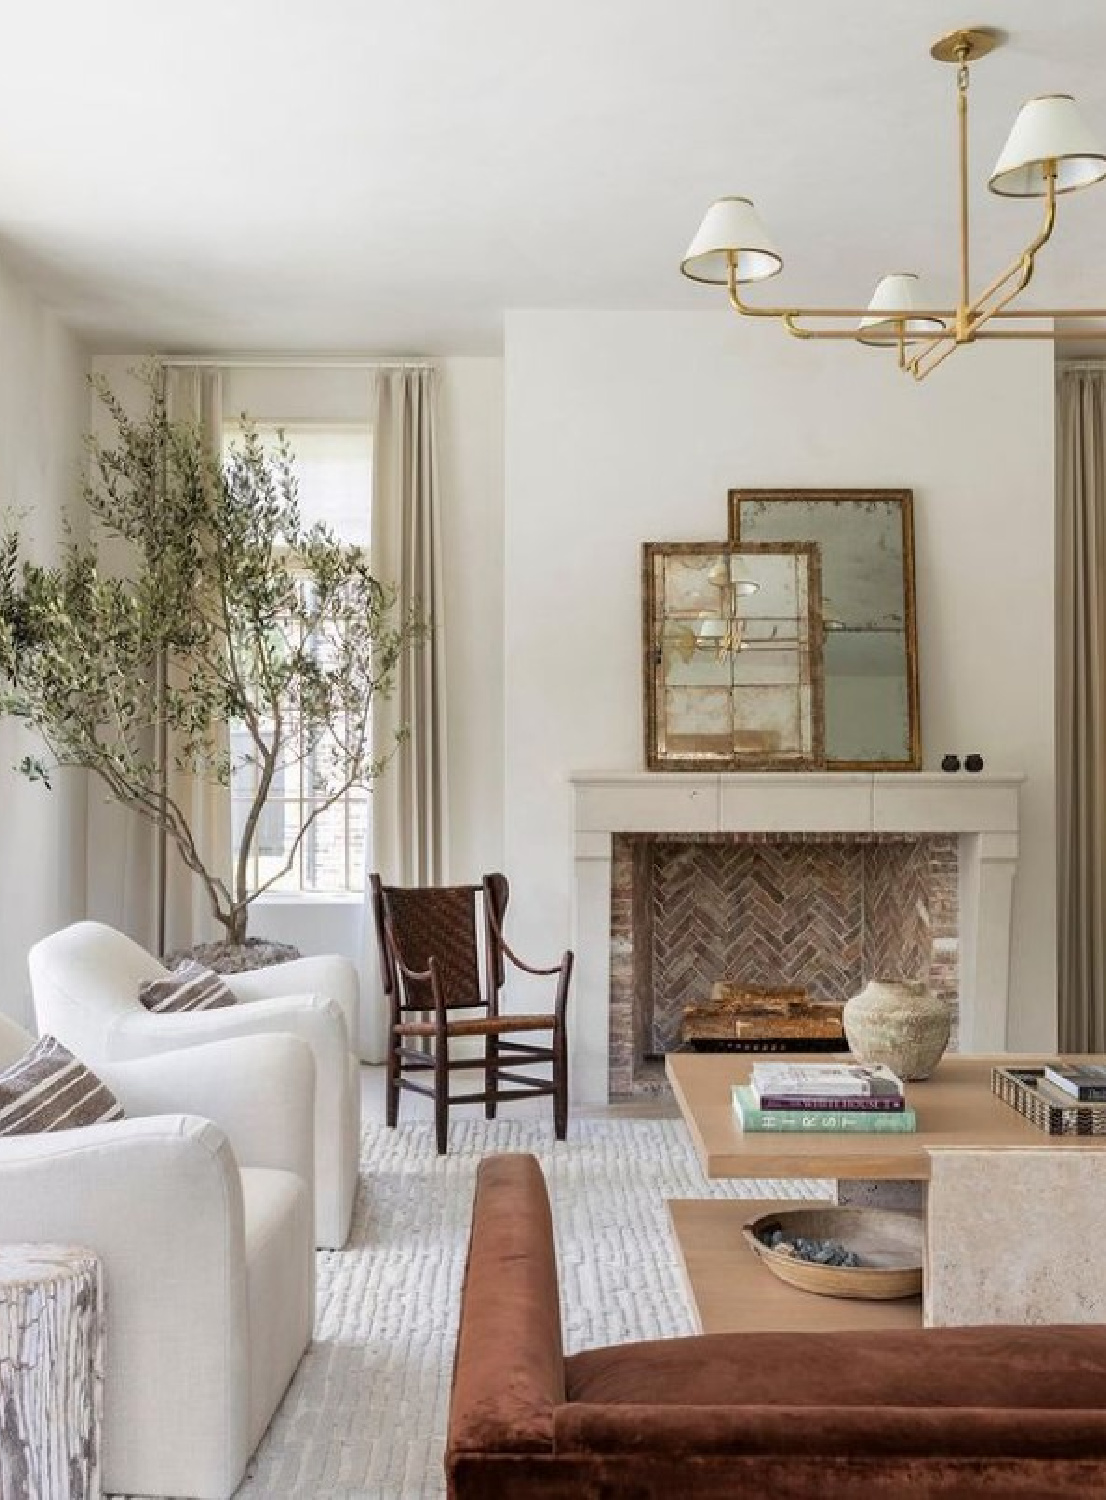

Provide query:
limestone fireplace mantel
left=569, top=771, right=1023, bottom=1105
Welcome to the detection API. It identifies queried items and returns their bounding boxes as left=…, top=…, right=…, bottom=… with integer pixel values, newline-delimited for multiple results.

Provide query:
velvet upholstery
left=447, top=1153, right=1106, bottom=1499
left=449, top=1154, right=565, bottom=1455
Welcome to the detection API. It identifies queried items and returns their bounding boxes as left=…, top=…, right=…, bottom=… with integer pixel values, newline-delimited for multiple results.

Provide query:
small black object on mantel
left=965, top=753, right=984, bottom=773
left=941, top=754, right=961, bottom=773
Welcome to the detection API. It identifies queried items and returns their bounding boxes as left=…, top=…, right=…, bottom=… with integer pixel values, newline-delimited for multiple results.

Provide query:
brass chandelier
left=680, top=26, right=1106, bottom=381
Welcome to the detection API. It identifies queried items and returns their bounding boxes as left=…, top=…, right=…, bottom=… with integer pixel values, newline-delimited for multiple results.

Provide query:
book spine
left=757, top=1094, right=905, bottom=1113
left=749, top=1076, right=897, bottom=1098
left=733, top=1088, right=916, bottom=1133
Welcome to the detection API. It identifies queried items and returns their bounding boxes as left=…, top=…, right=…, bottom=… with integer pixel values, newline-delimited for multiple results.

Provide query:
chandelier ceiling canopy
left=681, top=26, right=1106, bottom=380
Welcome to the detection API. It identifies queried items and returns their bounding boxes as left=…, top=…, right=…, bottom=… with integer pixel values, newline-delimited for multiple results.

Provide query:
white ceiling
left=4, top=0, right=1106, bottom=354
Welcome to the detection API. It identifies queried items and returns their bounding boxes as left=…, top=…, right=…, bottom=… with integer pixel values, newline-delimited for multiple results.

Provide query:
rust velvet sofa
left=447, top=1153, right=1106, bottom=1498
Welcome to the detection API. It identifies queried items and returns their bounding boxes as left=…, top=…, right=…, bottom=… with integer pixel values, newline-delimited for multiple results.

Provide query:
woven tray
left=991, top=1066, right=1106, bottom=1136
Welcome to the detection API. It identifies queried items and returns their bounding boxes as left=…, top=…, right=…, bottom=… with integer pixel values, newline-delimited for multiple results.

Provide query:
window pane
left=222, top=424, right=371, bottom=546
left=222, top=420, right=372, bottom=897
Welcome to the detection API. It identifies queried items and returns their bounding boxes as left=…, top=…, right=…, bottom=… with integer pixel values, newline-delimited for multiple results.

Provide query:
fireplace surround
left=570, top=771, right=1022, bottom=1105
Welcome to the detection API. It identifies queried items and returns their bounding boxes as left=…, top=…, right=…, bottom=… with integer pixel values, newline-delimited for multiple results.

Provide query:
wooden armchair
left=370, top=874, right=573, bottom=1153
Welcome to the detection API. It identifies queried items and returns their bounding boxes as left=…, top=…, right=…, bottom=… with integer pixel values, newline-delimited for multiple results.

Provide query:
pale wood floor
left=358, top=1063, right=680, bottom=1124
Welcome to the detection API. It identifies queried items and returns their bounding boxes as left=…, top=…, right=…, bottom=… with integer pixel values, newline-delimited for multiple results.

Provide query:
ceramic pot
left=843, top=979, right=951, bottom=1081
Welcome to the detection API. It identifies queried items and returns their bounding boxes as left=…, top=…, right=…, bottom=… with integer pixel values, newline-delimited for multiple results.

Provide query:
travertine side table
left=0, top=1244, right=103, bottom=1500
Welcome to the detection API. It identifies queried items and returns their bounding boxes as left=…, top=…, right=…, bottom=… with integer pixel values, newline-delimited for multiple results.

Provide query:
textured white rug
left=131, top=1117, right=830, bottom=1499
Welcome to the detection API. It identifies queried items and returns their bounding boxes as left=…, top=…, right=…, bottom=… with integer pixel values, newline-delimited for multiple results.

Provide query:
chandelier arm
left=977, top=327, right=1106, bottom=339
left=967, top=253, right=1037, bottom=341
left=726, top=264, right=795, bottom=320
left=966, top=169, right=1057, bottom=326
left=729, top=271, right=953, bottom=322
left=782, top=314, right=948, bottom=342
left=989, top=307, right=1106, bottom=318
left=908, top=335, right=960, bottom=382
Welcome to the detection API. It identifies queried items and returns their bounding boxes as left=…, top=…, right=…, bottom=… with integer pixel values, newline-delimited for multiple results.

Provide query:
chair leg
left=553, top=1021, right=568, bottom=1141
left=484, top=1034, right=498, bottom=1120
left=386, top=1031, right=400, bottom=1128
left=434, top=1034, right=449, bottom=1155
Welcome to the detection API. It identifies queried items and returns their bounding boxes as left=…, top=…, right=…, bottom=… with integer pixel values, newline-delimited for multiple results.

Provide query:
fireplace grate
left=681, top=1036, right=846, bottom=1054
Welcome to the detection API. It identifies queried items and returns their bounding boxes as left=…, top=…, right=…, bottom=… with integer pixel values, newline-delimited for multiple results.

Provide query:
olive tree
left=0, top=368, right=414, bottom=945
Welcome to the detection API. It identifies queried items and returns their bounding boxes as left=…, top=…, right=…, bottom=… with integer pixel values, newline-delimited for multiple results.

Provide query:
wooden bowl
left=742, top=1206, right=924, bottom=1300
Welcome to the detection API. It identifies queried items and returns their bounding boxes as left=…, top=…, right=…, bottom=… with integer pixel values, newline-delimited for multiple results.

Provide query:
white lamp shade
left=681, top=197, right=783, bottom=285
left=990, top=95, right=1106, bottom=196
left=707, top=557, right=761, bottom=594
left=857, top=273, right=945, bottom=346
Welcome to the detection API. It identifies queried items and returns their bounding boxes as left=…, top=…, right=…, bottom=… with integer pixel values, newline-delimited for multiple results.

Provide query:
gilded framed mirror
left=729, top=489, right=920, bottom=770
left=643, top=540, right=824, bottom=771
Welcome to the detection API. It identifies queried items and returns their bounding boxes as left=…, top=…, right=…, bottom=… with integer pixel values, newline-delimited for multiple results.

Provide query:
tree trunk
left=226, top=905, right=249, bottom=945
left=0, top=1245, right=103, bottom=1500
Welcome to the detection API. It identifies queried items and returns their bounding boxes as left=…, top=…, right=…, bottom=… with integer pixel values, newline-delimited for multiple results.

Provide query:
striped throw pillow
left=138, top=959, right=237, bottom=1013
left=0, top=1035, right=124, bottom=1136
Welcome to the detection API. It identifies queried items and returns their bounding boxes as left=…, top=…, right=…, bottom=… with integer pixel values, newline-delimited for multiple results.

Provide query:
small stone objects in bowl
left=742, top=1206, right=924, bottom=1300
left=760, top=1227, right=862, bottom=1268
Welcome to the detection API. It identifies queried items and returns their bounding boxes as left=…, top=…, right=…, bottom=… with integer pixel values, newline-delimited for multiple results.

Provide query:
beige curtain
left=161, top=367, right=234, bottom=954
left=87, top=366, right=232, bottom=956
left=361, top=365, right=448, bottom=1060
left=1057, top=366, right=1106, bottom=1049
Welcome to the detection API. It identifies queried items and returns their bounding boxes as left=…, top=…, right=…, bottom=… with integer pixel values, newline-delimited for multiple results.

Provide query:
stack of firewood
left=680, top=982, right=845, bottom=1045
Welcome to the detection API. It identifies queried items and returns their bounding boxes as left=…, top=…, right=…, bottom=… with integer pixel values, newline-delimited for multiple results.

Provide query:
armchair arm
left=110, top=991, right=356, bottom=1248
left=0, top=1114, right=243, bottom=1247
left=225, top=954, right=360, bottom=1050
left=111, top=991, right=348, bottom=1084
left=0, top=1116, right=251, bottom=1495
left=96, top=1034, right=314, bottom=1184
left=501, top=940, right=573, bottom=979
left=502, top=947, right=574, bottom=1027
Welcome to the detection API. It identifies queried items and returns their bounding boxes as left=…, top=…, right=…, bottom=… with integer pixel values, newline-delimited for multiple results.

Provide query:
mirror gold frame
left=729, top=488, right=921, bottom=771
left=643, top=540, right=825, bottom=772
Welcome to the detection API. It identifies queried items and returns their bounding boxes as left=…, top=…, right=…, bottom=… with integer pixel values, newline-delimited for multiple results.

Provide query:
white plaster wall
left=0, top=262, right=88, bottom=1029
left=503, top=311, right=1056, bottom=1080
left=85, top=356, right=505, bottom=983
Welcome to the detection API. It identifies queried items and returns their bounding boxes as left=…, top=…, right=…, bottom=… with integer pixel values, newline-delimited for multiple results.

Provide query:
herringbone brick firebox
left=609, top=832, right=959, bottom=1096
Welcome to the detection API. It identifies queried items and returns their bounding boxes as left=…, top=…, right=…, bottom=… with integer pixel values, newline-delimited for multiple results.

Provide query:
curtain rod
left=155, top=355, right=436, bottom=371
left=1056, top=359, right=1106, bottom=371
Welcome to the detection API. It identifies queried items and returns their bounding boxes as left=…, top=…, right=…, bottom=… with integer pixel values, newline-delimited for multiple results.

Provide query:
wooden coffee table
left=665, top=1051, right=1106, bottom=1181
left=665, top=1051, right=1106, bottom=1334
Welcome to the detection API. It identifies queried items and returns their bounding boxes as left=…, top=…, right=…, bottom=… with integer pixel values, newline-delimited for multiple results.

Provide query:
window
left=224, top=422, right=373, bottom=896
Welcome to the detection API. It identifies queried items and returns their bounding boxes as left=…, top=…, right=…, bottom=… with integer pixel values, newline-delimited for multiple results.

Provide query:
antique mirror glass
left=643, top=541, right=824, bottom=771
left=729, top=490, right=920, bottom=769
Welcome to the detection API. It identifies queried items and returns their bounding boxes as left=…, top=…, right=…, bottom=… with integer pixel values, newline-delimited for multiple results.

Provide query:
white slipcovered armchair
left=0, top=1013, right=314, bottom=1500
left=29, top=920, right=361, bottom=1248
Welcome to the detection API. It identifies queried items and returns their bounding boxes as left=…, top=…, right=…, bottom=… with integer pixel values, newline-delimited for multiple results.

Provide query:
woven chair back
left=380, top=884, right=486, bottom=1010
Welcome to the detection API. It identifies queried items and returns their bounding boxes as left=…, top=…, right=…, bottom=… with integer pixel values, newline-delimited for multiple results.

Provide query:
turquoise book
left=732, top=1085, right=917, bottom=1134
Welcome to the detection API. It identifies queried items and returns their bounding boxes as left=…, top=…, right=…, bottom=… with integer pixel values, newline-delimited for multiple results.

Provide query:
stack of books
left=732, top=1061, right=916, bottom=1133
left=1043, top=1062, right=1106, bottom=1102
